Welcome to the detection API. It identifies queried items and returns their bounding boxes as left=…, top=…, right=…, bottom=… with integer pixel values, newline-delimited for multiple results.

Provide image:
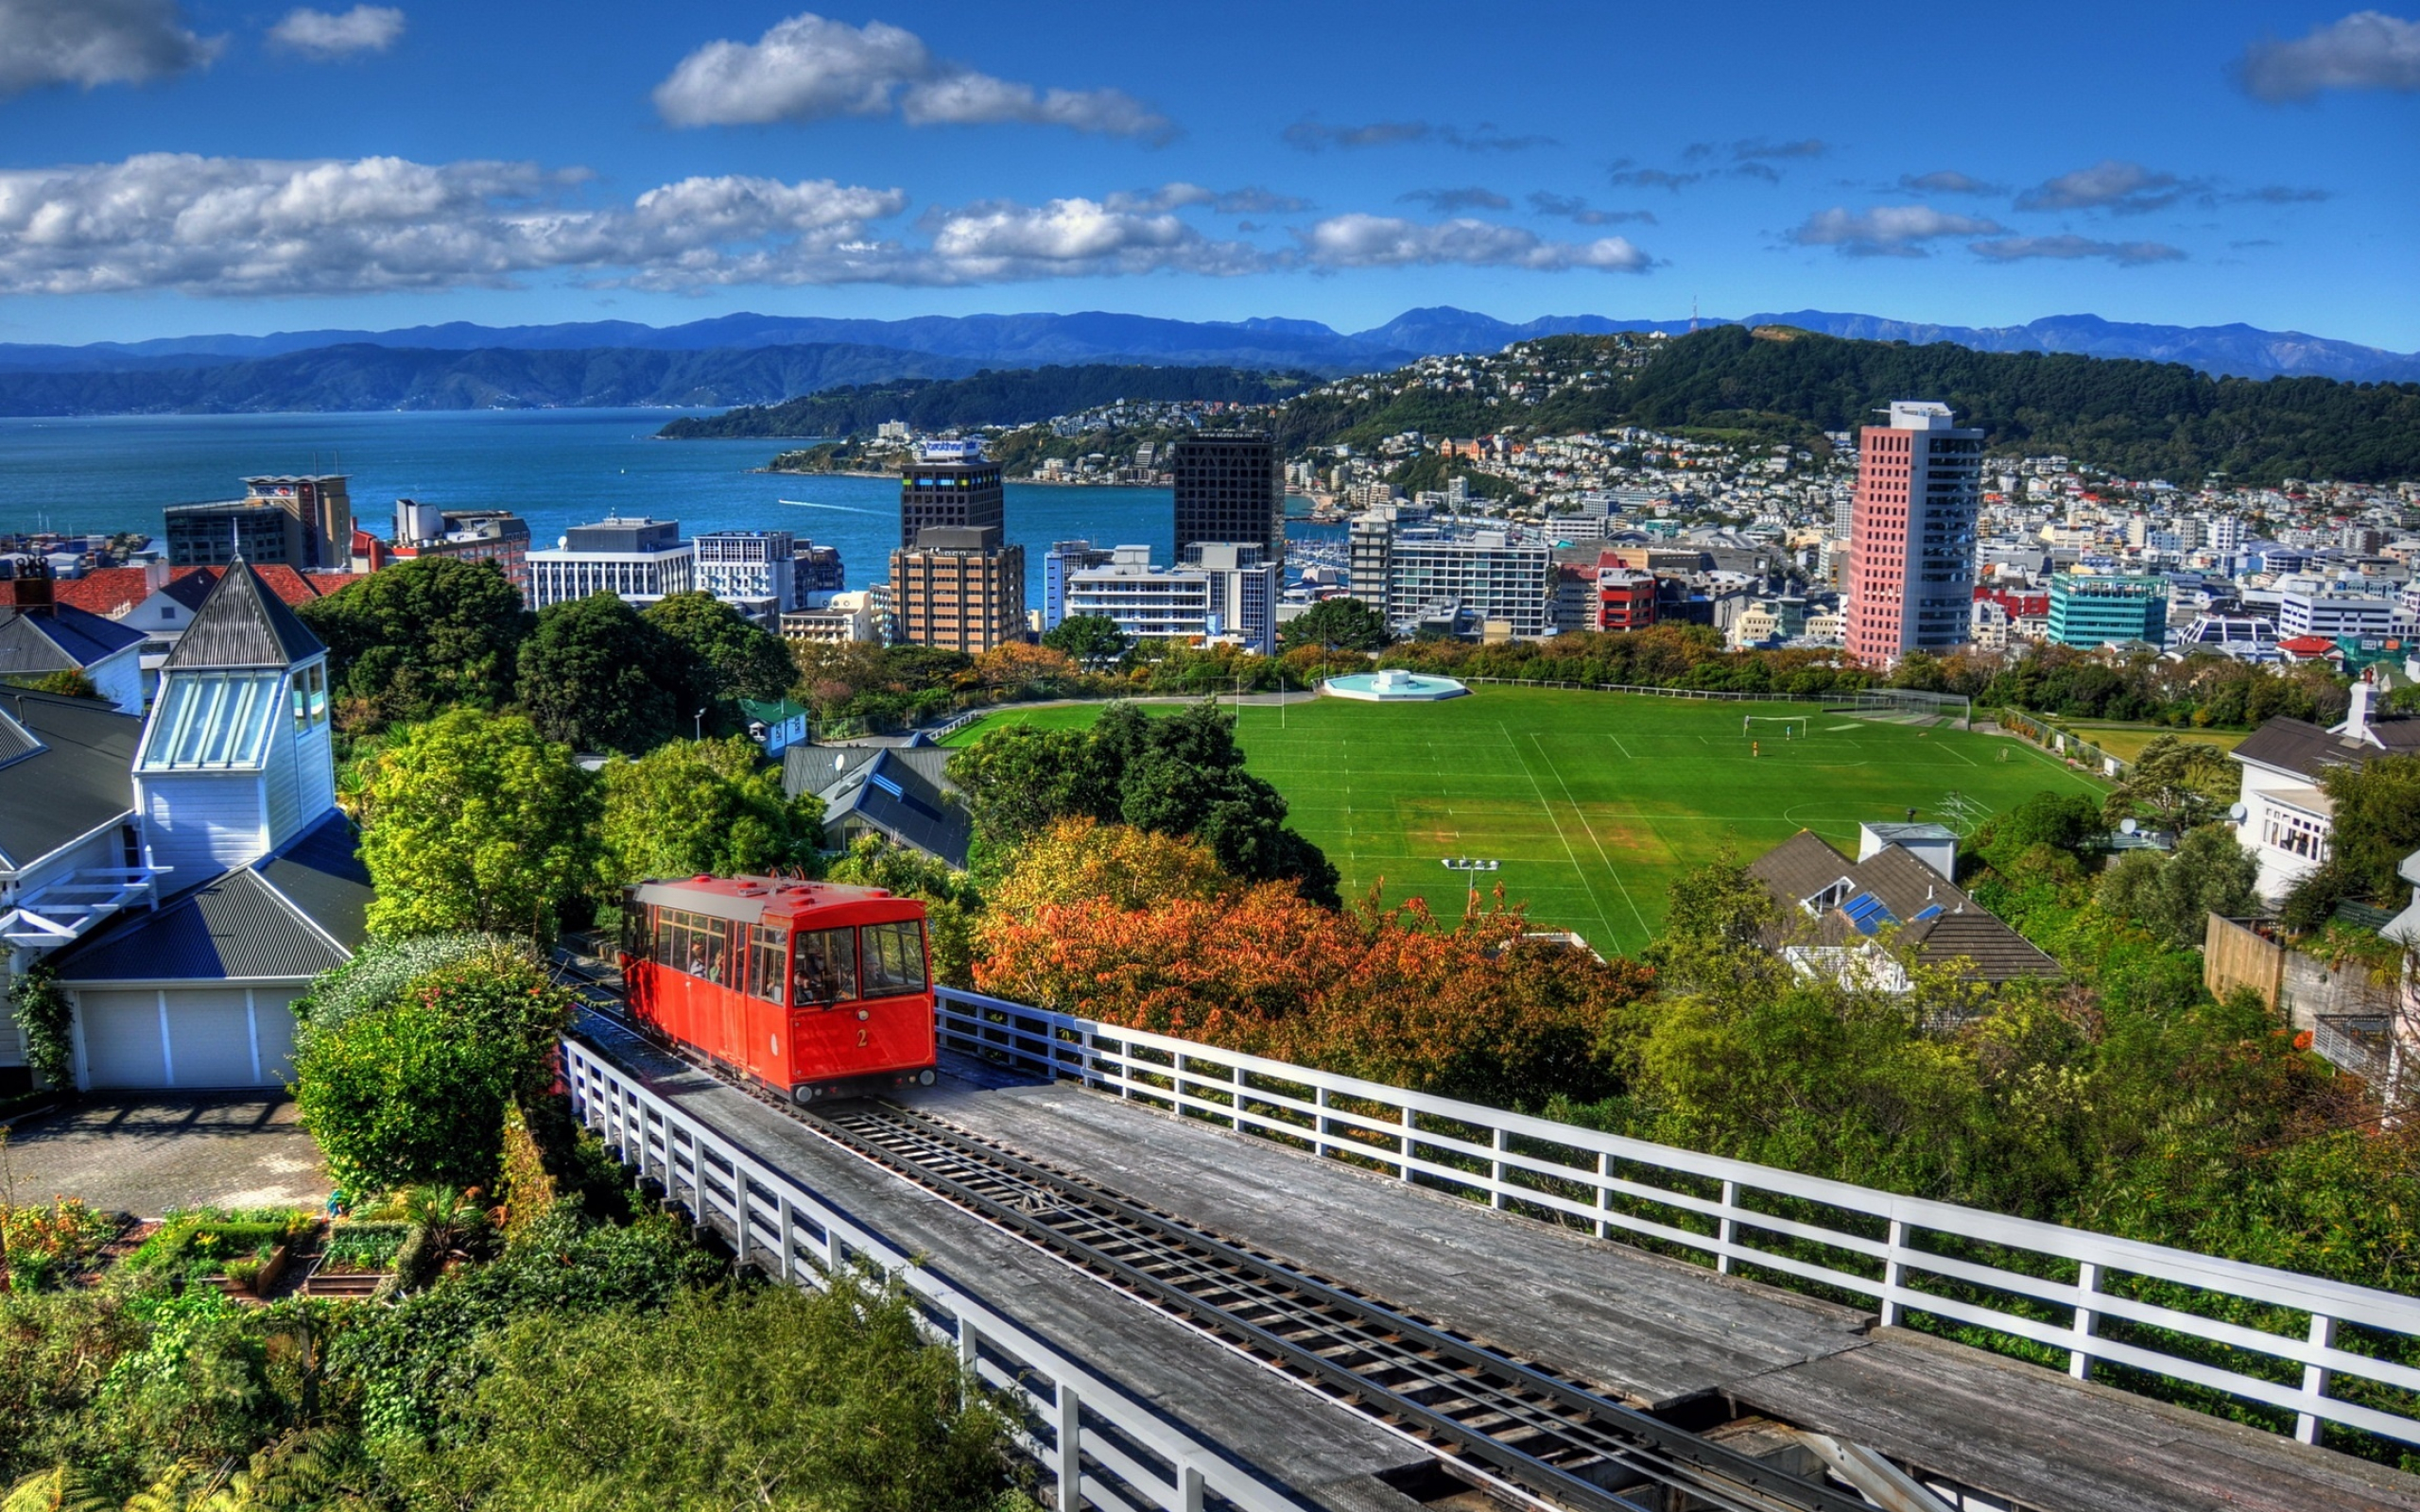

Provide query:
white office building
left=1064, top=548, right=1217, bottom=642
left=2278, top=585, right=2400, bottom=640
left=1351, top=512, right=1553, bottom=638
left=694, top=529, right=799, bottom=622
left=1180, top=541, right=1281, bottom=654
left=527, top=518, right=695, bottom=611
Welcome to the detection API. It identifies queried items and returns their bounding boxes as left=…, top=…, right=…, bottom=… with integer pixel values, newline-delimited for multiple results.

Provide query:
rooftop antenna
left=1689, top=297, right=1699, bottom=335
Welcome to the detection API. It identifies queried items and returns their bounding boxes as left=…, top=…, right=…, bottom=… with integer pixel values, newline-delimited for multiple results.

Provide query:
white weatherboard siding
left=140, top=775, right=270, bottom=880
left=264, top=717, right=302, bottom=846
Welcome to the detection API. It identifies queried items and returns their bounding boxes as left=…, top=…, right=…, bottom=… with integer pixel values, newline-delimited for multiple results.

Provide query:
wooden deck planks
left=577, top=1018, right=1434, bottom=1512
left=913, top=1059, right=2420, bottom=1512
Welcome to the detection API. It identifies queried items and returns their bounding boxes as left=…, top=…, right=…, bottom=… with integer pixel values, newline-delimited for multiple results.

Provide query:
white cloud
left=2015, top=160, right=2197, bottom=214
left=268, top=6, right=406, bottom=60
left=2237, top=9, right=2420, bottom=100
left=0, top=0, right=216, bottom=96
left=1789, top=204, right=2007, bottom=257
left=1102, top=183, right=1309, bottom=215
left=1298, top=214, right=1651, bottom=272
left=653, top=11, right=1171, bottom=140
left=0, top=153, right=909, bottom=296
left=1968, top=234, right=2187, bottom=266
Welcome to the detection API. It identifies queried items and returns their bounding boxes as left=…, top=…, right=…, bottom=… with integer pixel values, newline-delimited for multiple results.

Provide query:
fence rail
left=935, top=987, right=2420, bottom=1452
left=561, top=1038, right=1309, bottom=1512
left=1995, top=707, right=2136, bottom=780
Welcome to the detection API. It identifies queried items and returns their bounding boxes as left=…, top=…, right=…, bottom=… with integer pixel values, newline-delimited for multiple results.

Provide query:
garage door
left=80, top=990, right=168, bottom=1089
left=252, top=989, right=301, bottom=1086
left=165, top=989, right=255, bottom=1088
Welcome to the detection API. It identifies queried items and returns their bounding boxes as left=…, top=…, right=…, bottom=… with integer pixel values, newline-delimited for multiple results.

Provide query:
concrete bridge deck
left=578, top=1010, right=2420, bottom=1512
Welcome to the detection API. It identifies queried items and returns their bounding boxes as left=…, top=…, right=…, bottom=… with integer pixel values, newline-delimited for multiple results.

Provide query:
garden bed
left=122, top=1208, right=320, bottom=1298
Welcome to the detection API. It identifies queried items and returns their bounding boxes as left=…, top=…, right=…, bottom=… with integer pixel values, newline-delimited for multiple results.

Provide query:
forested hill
left=1612, top=327, right=2420, bottom=485
left=1264, top=329, right=2420, bottom=485
left=654, top=365, right=1322, bottom=439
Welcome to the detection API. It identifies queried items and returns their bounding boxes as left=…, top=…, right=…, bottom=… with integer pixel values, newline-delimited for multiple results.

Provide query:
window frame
left=791, top=926, right=859, bottom=1008
left=858, top=919, right=930, bottom=999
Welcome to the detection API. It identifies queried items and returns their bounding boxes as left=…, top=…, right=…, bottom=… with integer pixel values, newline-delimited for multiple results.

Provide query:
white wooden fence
left=560, top=1038, right=1309, bottom=1512
left=935, top=987, right=2420, bottom=1452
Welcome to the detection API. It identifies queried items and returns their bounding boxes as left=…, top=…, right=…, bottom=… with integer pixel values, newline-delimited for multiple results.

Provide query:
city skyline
left=0, top=2, right=2411, bottom=349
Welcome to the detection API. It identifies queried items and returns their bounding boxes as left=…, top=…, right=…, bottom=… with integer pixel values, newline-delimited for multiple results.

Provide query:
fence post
left=1879, top=1219, right=1909, bottom=1328
left=1179, top=1464, right=1206, bottom=1512
left=1399, top=1105, right=1416, bottom=1181
left=1716, top=1179, right=1737, bottom=1275
left=1595, top=1150, right=1611, bottom=1240
left=1314, top=1085, right=1331, bottom=1158
left=2297, top=1314, right=2338, bottom=1445
left=1491, top=1125, right=1509, bottom=1210
left=958, top=1316, right=981, bottom=1409
left=1056, top=1380, right=1083, bottom=1512
left=778, top=1196, right=796, bottom=1287
left=2069, top=1262, right=2102, bottom=1381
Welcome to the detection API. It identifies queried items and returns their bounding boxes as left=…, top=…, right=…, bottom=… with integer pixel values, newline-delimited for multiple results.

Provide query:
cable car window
left=683, top=914, right=730, bottom=986
left=859, top=920, right=928, bottom=997
left=653, top=907, right=681, bottom=968
left=622, top=904, right=652, bottom=961
left=793, top=927, right=857, bottom=1006
left=750, top=925, right=788, bottom=1003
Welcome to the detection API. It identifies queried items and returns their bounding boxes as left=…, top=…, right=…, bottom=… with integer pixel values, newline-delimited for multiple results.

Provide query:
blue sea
left=0, top=408, right=1338, bottom=600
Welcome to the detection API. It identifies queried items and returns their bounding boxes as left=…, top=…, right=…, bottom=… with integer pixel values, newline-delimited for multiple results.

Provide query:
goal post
left=1827, top=689, right=1973, bottom=730
left=1740, top=714, right=1809, bottom=739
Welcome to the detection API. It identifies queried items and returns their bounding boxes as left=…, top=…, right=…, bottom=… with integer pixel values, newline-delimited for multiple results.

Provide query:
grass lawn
left=945, top=686, right=2107, bottom=958
left=2053, top=722, right=2248, bottom=763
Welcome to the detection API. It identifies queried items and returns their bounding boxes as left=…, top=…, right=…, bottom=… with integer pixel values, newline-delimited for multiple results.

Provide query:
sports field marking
left=1608, top=733, right=1636, bottom=760
left=1497, top=723, right=1631, bottom=948
left=1938, top=742, right=1980, bottom=767
left=1531, top=732, right=1657, bottom=945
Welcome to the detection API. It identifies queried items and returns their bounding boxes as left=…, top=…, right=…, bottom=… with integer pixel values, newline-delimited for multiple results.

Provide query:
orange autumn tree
left=977, top=824, right=1652, bottom=1108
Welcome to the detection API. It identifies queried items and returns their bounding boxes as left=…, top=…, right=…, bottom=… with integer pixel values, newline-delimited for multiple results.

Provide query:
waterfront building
left=899, top=439, right=1003, bottom=548
left=2047, top=574, right=2169, bottom=648
left=1173, top=431, right=1285, bottom=565
left=1352, top=510, right=1552, bottom=638
left=1843, top=402, right=1983, bottom=666
left=1064, top=547, right=1217, bottom=643
left=389, top=500, right=530, bottom=593
left=780, top=591, right=880, bottom=645
left=527, top=517, right=694, bottom=610
left=693, top=528, right=840, bottom=624
left=890, top=527, right=1024, bottom=653
left=1043, top=540, right=1115, bottom=630
left=1180, top=541, right=1281, bottom=654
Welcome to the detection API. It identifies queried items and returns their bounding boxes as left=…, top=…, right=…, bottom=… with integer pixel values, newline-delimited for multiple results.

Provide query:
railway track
left=798, top=1099, right=1876, bottom=1512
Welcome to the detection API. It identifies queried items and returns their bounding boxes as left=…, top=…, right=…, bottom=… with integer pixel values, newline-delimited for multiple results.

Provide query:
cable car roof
left=627, top=874, right=917, bottom=927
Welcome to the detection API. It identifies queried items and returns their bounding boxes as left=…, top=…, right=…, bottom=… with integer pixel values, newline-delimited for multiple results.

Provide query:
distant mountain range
left=0, top=306, right=2409, bottom=415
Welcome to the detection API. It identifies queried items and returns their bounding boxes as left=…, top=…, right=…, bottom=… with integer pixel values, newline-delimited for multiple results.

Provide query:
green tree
left=1972, top=790, right=2103, bottom=875
left=597, top=737, right=825, bottom=890
left=1041, top=612, right=1130, bottom=668
left=644, top=592, right=799, bottom=710
left=354, top=709, right=599, bottom=939
left=2096, top=825, right=2261, bottom=949
left=515, top=593, right=681, bottom=755
left=2102, top=734, right=2236, bottom=831
left=2317, top=753, right=2420, bottom=906
left=298, top=557, right=531, bottom=728
left=1277, top=596, right=1392, bottom=653
left=292, top=942, right=576, bottom=1194
left=946, top=724, right=1118, bottom=857
left=824, top=836, right=983, bottom=988
left=424, top=1280, right=1012, bottom=1512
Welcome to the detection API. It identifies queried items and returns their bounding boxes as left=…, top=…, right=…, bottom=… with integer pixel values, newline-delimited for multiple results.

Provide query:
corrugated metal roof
left=2232, top=716, right=2420, bottom=781
left=0, top=605, right=143, bottom=674
left=162, top=559, right=324, bottom=673
left=0, top=690, right=137, bottom=870
left=824, top=747, right=971, bottom=868
left=1749, top=828, right=2060, bottom=985
left=51, top=811, right=367, bottom=983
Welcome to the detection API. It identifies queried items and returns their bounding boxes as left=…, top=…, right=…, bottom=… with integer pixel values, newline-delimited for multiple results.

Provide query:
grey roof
left=162, top=558, right=323, bottom=672
left=783, top=742, right=955, bottom=804
left=0, top=689, right=138, bottom=870
left=0, top=604, right=144, bottom=675
left=2231, top=715, right=2420, bottom=781
left=821, top=747, right=971, bottom=869
left=1749, top=830, right=2061, bottom=985
left=1861, top=821, right=1960, bottom=847
left=50, top=811, right=369, bottom=983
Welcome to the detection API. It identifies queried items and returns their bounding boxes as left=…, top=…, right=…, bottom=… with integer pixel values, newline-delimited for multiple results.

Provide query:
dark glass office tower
left=1171, top=431, right=1284, bottom=566
left=899, top=440, right=1005, bottom=548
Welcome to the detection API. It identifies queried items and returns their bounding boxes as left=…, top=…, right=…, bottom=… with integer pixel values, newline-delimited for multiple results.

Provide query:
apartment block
left=890, top=526, right=1025, bottom=654
left=1843, top=402, right=1983, bottom=666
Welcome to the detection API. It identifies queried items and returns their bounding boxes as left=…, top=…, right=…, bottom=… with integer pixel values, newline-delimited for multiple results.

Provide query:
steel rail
left=804, top=1100, right=1876, bottom=1512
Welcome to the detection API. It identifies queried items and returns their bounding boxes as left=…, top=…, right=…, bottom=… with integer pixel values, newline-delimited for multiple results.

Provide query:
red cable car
left=619, top=875, right=938, bottom=1103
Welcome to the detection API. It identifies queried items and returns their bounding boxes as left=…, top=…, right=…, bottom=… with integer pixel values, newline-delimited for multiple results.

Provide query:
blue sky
left=0, top=0, right=2413, bottom=348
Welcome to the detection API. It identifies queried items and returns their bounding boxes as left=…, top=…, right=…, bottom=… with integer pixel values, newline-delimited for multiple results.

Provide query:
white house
left=0, top=595, right=147, bottom=714
left=31, top=561, right=371, bottom=1091
left=2228, top=678, right=2420, bottom=902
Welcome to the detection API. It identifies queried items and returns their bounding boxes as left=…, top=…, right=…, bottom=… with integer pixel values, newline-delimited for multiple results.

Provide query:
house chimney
left=145, top=558, right=171, bottom=592
left=2347, top=674, right=2375, bottom=743
left=11, top=557, right=52, bottom=612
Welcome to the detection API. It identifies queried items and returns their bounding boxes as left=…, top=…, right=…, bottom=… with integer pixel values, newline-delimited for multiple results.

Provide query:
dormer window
left=290, top=662, right=328, bottom=730
left=140, top=671, right=281, bottom=769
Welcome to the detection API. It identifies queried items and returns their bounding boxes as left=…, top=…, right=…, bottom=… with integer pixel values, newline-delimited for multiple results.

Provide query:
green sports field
left=946, top=687, right=2106, bottom=958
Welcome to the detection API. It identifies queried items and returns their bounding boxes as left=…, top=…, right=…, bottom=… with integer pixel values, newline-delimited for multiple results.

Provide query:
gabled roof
left=0, top=689, right=138, bottom=871
left=1748, top=829, right=2060, bottom=985
left=2232, top=716, right=2420, bottom=781
left=0, top=603, right=144, bottom=674
left=821, top=747, right=971, bottom=869
left=161, top=558, right=324, bottom=672
left=0, top=564, right=346, bottom=620
left=48, top=811, right=369, bottom=983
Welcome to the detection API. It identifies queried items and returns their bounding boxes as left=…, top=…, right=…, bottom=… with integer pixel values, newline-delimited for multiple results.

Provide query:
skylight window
left=139, top=671, right=283, bottom=770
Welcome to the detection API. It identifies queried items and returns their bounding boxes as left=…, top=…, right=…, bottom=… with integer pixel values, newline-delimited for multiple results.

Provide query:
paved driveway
left=1, top=1095, right=330, bottom=1217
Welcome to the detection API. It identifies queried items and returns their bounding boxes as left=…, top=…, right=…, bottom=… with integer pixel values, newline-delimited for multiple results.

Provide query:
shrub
left=1, top=1198, right=119, bottom=1290
left=321, top=1224, right=409, bottom=1274
left=291, top=933, right=502, bottom=1039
